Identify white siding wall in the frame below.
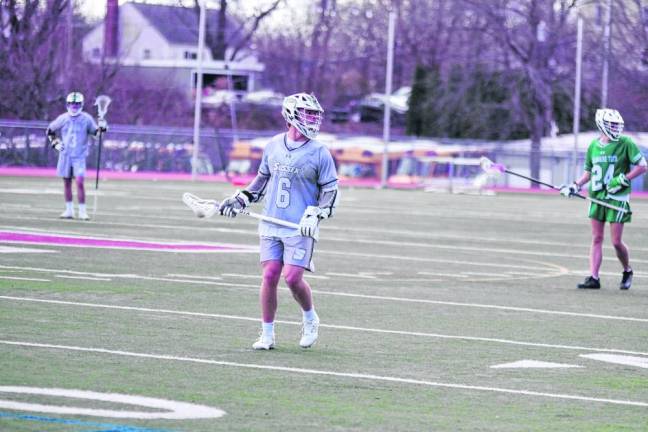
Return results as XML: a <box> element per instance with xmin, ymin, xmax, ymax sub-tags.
<box><xmin>82</xmin><ymin>4</ymin><xmax>172</xmax><ymax>62</ymax></box>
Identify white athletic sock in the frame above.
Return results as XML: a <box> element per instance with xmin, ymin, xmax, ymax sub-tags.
<box><xmin>65</xmin><ymin>202</ymin><xmax>73</xmax><ymax>211</ymax></box>
<box><xmin>78</xmin><ymin>203</ymin><xmax>87</xmax><ymax>213</ymax></box>
<box><xmin>303</xmin><ymin>308</ymin><xmax>317</xmax><ymax>322</ymax></box>
<box><xmin>262</xmin><ymin>322</ymin><xmax>274</xmax><ymax>336</ymax></box>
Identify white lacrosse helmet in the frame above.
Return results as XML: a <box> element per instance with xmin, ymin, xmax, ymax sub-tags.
<box><xmin>595</xmin><ymin>108</ymin><xmax>624</xmax><ymax>141</ymax></box>
<box><xmin>66</xmin><ymin>92</ymin><xmax>84</xmax><ymax>116</ymax></box>
<box><xmin>281</xmin><ymin>93</ymin><xmax>324</xmax><ymax>139</ymax></box>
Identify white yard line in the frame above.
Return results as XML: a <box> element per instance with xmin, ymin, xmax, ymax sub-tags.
<box><xmin>166</xmin><ymin>274</ymin><xmax>223</xmax><ymax>281</ymax></box>
<box><xmin>55</xmin><ymin>275</ymin><xmax>112</xmax><ymax>282</ymax></box>
<box><xmin>1</xmin><ymin>296</ymin><xmax>647</xmax><ymax>355</ymax></box>
<box><xmin>1</xmin><ymin>340</ymin><xmax>646</xmax><ymax>408</ymax></box>
<box><xmin>0</xmin><ymin>276</ymin><xmax>50</xmax><ymax>282</ymax></box>
<box><xmin>0</xmin><ymin>263</ymin><xmax>646</xmax><ymax>322</ymax></box>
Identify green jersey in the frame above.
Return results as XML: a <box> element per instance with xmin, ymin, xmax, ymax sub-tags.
<box><xmin>584</xmin><ymin>135</ymin><xmax>644</xmax><ymax>202</ymax></box>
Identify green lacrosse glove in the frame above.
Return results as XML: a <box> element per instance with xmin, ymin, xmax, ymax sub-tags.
<box><xmin>607</xmin><ymin>173</ymin><xmax>630</xmax><ymax>194</ymax></box>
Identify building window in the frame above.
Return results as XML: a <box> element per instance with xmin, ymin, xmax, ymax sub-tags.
<box><xmin>143</xmin><ymin>49</ymin><xmax>152</xmax><ymax>59</ymax></box>
<box><xmin>184</xmin><ymin>51</ymin><xmax>197</xmax><ymax>60</ymax></box>
<box><xmin>92</xmin><ymin>48</ymin><xmax>101</xmax><ymax>58</ymax></box>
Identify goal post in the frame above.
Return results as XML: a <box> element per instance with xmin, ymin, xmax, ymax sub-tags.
<box><xmin>415</xmin><ymin>156</ymin><xmax>494</xmax><ymax>194</ymax></box>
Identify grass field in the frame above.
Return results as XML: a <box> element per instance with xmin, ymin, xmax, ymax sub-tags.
<box><xmin>1</xmin><ymin>176</ymin><xmax>648</xmax><ymax>431</ymax></box>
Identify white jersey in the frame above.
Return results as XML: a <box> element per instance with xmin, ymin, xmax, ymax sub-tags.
<box><xmin>48</xmin><ymin>112</ymin><xmax>98</xmax><ymax>159</ymax></box>
<box><xmin>258</xmin><ymin>133</ymin><xmax>338</xmax><ymax>238</ymax></box>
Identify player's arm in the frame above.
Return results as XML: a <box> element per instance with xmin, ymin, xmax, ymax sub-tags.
<box><xmin>559</xmin><ymin>171</ymin><xmax>589</xmax><ymax>197</ymax></box>
<box><xmin>607</xmin><ymin>142</ymin><xmax>647</xmax><ymax>193</ymax></box>
<box><xmin>46</xmin><ymin>117</ymin><xmax>64</xmax><ymax>151</ymax></box>
<box><xmin>218</xmin><ymin>172</ymin><xmax>271</xmax><ymax>217</ymax></box>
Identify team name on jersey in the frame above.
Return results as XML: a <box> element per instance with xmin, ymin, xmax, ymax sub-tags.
<box><xmin>592</xmin><ymin>155</ymin><xmax>618</xmax><ymax>164</ymax></box>
<box><xmin>273</xmin><ymin>162</ymin><xmax>301</xmax><ymax>175</ymax></box>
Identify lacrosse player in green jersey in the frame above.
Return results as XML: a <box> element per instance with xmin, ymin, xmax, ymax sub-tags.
<box><xmin>560</xmin><ymin>109</ymin><xmax>647</xmax><ymax>290</ymax></box>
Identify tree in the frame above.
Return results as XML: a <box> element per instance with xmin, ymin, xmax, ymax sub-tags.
<box><xmin>406</xmin><ymin>64</ymin><xmax>428</xmax><ymax>136</ymax></box>
<box><xmin>0</xmin><ymin>0</ymin><xmax>68</xmax><ymax>119</ymax></box>
<box><xmin>462</xmin><ymin>0</ymin><xmax>578</xmax><ymax>186</ymax></box>
<box><xmin>189</xmin><ymin>0</ymin><xmax>282</xmax><ymax>61</ymax></box>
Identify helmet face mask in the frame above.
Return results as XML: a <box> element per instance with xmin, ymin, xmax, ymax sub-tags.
<box><xmin>281</xmin><ymin>93</ymin><xmax>324</xmax><ymax>139</ymax></box>
<box><xmin>595</xmin><ymin>108</ymin><xmax>624</xmax><ymax>141</ymax></box>
<box><xmin>66</xmin><ymin>92</ymin><xmax>84</xmax><ymax>116</ymax></box>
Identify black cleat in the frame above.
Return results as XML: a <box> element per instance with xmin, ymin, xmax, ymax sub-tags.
<box><xmin>577</xmin><ymin>276</ymin><xmax>601</xmax><ymax>289</ymax></box>
<box><xmin>620</xmin><ymin>270</ymin><xmax>633</xmax><ymax>290</ymax></box>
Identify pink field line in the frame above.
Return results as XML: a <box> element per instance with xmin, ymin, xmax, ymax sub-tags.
<box><xmin>0</xmin><ymin>230</ymin><xmax>251</xmax><ymax>252</ymax></box>
<box><xmin>2</xmin><ymin>167</ymin><xmax>648</xmax><ymax>198</ymax></box>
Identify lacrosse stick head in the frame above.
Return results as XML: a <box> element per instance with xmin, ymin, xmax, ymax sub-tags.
<box><xmin>479</xmin><ymin>156</ymin><xmax>506</xmax><ymax>175</ymax></box>
<box><xmin>95</xmin><ymin>95</ymin><xmax>112</xmax><ymax>119</ymax></box>
<box><xmin>182</xmin><ymin>192</ymin><xmax>219</xmax><ymax>218</ymax></box>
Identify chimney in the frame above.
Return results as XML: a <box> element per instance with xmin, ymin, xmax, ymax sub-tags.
<box><xmin>104</xmin><ymin>0</ymin><xmax>119</xmax><ymax>57</ymax></box>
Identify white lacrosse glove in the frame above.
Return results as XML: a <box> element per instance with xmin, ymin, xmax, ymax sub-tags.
<box><xmin>299</xmin><ymin>206</ymin><xmax>325</xmax><ymax>239</ymax></box>
<box><xmin>607</xmin><ymin>173</ymin><xmax>629</xmax><ymax>194</ymax></box>
<box><xmin>51</xmin><ymin>138</ymin><xmax>64</xmax><ymax>152</ymax></box>
<box><xmin>97</xmin><ymin>119</ymin><xmax>108</xmax><ymax>133</ymax></box>
<box><xmin>559</xmin><ymin>182</ymin><xmax>580</xmax><ymax>197</ymax></box>
<box><xmin>218</xmin><ymin>190</ymin><xmax>250</xmax><ymax>218</ymax></box>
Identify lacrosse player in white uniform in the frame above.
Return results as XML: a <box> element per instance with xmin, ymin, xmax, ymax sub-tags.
<box><xmin>47</xmin><ymin>92</ymin><xmax>107</xmax><ymax>220</ymax></box>
<box><xmin>219</xmin><ymin>92</ymin><xmax>339</xmax><ymax>350</ymax></box>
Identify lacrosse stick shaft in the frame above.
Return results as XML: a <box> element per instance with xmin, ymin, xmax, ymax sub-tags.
<box><xmin>503</xmin><ymin>168</ymin><xmax>627</xmax><ymax>213</ymax></box>
<box><xmin>236</xmin><ymin>208</ymin><xmax>300</xmax><ymax>229</ymax></box>
<box><xmin>95</xmin><ymin>131</ymin><xmax>103</xmax><ymax>190</ymax></box>
<box><xmin>503</xmin><ymin>169</ymin><xmax>557</xmax><ymax>190</ymax></box>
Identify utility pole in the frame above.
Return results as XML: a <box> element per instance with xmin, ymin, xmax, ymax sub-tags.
<box><xmin>65</xmin><ymin>0</ymin><xmax>73</xmax><ymax>92</ymax></box>
<box><xmin>380</xmin><ymin>10</ymin><xmax>396</xmax><ymax>188</ymax></box>
<box><xmin>191</xmin><ymin>1</ymin><xmax>207</xmax><ymax>180</ymax></box>
<box><xmin>601</xmin><ymin>0</ymin><xmax>612</xmax><ymax>107</ymax></box>
<box><xmin>572</xmin><ymin>16</ymin><xmax>583</xmax><ymax>180</ymax></box>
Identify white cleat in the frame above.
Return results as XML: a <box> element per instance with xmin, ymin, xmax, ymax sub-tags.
<box><xmin>59</xmin><ymin>209</ymin><xmax>74</xmax><ymax>219</ymax></box>
<box><xmin>299</xmin><ymin>317</ymin><xmax>319</xmax><ymax>348</ymax></box>
<box><xmin>78</xmin><ymin>211</ymin><xmax>90</xmax><ymax>221</ymax></box>
<box><xmin>252</xmin><ymin>333</ymin><xmax>275</xmax><ymax>350</ymax></box>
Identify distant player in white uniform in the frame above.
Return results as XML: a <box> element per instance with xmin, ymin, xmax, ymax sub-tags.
<box><xmin>218</xmin><ymin>92</ymin><xmax>339</xmax><ymax>350</ymax></box>
<box><xmin>46</xmin><ymin>92</ymin><xmax>107</xmax><ymax>220</ymax></box>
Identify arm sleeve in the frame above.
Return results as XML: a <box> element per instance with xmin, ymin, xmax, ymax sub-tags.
<box><xmin>317</xmin><ymin>147</ymin><xmax>339</xmax><ymax>218</ymax></box>
<box><xmin>87</xmin><ymin>114</ymin><xmax>99</xmax><ymax>136</ymax></box>
<box><xmin>242</xmin><ymin>172</ymin><xmax>270</xmax><ymax>203</ymax></box>
<box><xmin>317</xmin><ymin>187</ymin><xmax>339</xmax><ymax>218</ymax></box>
<box><xmin>626</xmin><ymin>137</ymin><xmax>645</xmax><ymax>166</ymax></box>
<box><xmin>584</xmin><ymin>144</ymin><xmax>593</xmax><ymax>172</ymax></box>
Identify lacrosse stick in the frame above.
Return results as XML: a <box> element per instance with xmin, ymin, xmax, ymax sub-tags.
<box><xmin>479</xmin><ymin>156</ymin><xmax>628</xmax><ymax>213</ymax></box>
<box><xmin>182</xmin><ymin>193</ymin><xmax>300</xmax><ymax>229</ymax></box>
<box><xmin>93</xmin><ymin>95</ymin><xmax>112</xmax><ymax>215</ymax></box>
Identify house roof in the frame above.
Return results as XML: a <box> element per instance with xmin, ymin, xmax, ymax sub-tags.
<box><xmin>130</xmin><ymin>2</ymin><xmax>241</xmax><ymax>46</ymax></box>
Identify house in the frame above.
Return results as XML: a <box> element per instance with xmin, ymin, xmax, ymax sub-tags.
<box><xmin>82</xmin><ymin>1</ymin><xmax>265</xmax><ymax>100</ymax></box>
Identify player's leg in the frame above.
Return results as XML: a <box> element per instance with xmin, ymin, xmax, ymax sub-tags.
<box><xmin>284</xmin><ymin>265</ymin><xmax>313</xmax><ymax>311</ymax></box>
<box><xmin>73</xmin><ymin>159</ymin><xmax>89</xmax><ymax>220</ymax></box>
<box><xmin>282</xmin><ymin>236</ymin><xmax>319</xmax><ymax>348</ymax></box>
<box><xmin>254</xmin><ymin>237</ymin><xmax>283</xmax><ymax>350</ymax></box>
<box><xmin>579</xmin><ymin>217</ymin><xmax>604</xmax><ymax>289</ymax></box>
<box><xmin>58</xmin><ymin>158</ymin><xmax>75</xmax><ymax>218</ymax></box>
<box><xmin>260</xmin><ymin>260</ymin><xmax>282</xmax><ymax>324</ymax></box>
<box><xmin>610</xmin><ymin>222</ymin><xmax>633</xmax><ymax>290</ymax></box>
<box><xmin>76</xmin><ymin>176</ymin><xmax>89</xmax><ymax>220</ymax></box>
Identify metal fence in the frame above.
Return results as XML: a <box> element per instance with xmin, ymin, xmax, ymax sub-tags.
<box><xmin>0</xmin><ymin>119</ymin><xmax>274</xmax><ymax>175</ymax></box>
<box><xmin>1</xmin><ymin>119</ymin><xmax>646</xmax><ymax>192</ymax></box>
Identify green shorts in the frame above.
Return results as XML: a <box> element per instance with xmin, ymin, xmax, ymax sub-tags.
<box><xmin>588</xmin><ymin>199</ymin><xmax>631</xmax><ymax>223</ymax></box>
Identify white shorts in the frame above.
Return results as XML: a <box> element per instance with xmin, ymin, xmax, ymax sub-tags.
<box><xmin>260</xmin><ymin>236</ymin><xmax>315</xmax><ymax>272</ymax></box>
<box><xmin>57</xmin><ymin>155</ymin><xmax>86</xmax><ymax>178</ymax></box>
